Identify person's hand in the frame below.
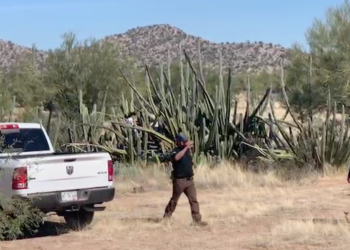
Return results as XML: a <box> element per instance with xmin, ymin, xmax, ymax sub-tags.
<box><xmin>347</xmin><ymin>177</ymin><xmax>350</xmax><ymax>184</ymax></box>
<box><xmin>186</xmin><ymin>141</ymin><xmax>194</xmax><ymax>148</ymax></box>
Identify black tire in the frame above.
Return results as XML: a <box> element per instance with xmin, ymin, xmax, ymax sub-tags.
<box><xmin>63</xmin><ymin>210</ymin><xmax>94</xmax><ymax>231</ymax></box>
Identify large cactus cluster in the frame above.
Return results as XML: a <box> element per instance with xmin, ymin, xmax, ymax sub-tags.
<box><xmin>68</xmin><ymin>47</ymin><xmax>350</xmax><ymax>172</ymax></box>
<box><xmin>117</xmin><ymin>49</ymin><xmax>282</xmax><ymax>164</ymax></box>
<box><xmin>3</xmin><ymin>45</ymin><xmax>344</xmax><ymax>172</ymax></box>
<box><xmin>61</xmin><ymin>49</ymin><xmax>271</xmax><ymax>165</ymax></box>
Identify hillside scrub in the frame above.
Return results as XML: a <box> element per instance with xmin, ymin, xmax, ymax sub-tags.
<box><xmin>0</xmin><ymin>24</ymin><xmax>289</xmax><ymax>74</ymax></box>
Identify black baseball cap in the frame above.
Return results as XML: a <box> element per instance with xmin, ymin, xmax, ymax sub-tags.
<box><xmin>175</xmin><ymin>133</ymin><xmax>187</xmax><ymax>142</ymax></box>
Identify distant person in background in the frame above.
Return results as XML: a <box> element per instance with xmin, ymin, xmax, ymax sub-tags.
<box><xmin>125</xmin><ymin>112</ymin><xmax>137</xmax><ymax>126</ymax></box>
<box><xmin>123</xmin><ymin>112</ymin><xmax>139</xmax><ymax>150</ymax></box>
<box><xmin>149</xmin><ymin>114</ymin><xmax>159</xmax><ymax>131</ymax></box>
<box><xmin>124</xmin><ymin>112</ymin><xmax>138</xmax><ymax>135</ymax></box>
<box><xmin>163</xmin><ymin>133</ymin><xmax>207</xmax><ymax>226</ymax></box>
<box><xmin>145</xmin><ymin>114</ymin><xmax>161</xmax><ymax>153</ymax></box>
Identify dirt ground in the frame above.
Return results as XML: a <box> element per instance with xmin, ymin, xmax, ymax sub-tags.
<box><xmin>1</xmin><ymin>172</ymin><xmax>350</xmax><ymax>250</ymax></box>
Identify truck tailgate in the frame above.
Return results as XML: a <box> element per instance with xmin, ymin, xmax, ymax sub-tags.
<box><xmin>26</xmin><ymin>153</ymin><xmax>111</xmax><ymax>194</ymax></box>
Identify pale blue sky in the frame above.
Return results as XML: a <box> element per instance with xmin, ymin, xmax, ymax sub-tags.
<box><xmin>0</xmin><ymin>0</ymin><xmax>344</xmax><ymax>50</ymax></box>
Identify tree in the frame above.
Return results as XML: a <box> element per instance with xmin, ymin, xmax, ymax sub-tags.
<box><xmin>44</xmin><ymin>32</ymin><xmax>137</xmax><ymax>119</ymax></box>
<box><xmin>286</xmin><ymin>0</ymin><xmax>350</xmax><ymax>115</ymax></box>
<box><xmin>284</xmin><ymin>44</ymin><xmax>326</xmax><ymax>121</ymax></box>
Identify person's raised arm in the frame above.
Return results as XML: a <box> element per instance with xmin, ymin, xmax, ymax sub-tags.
<box><xmin>174</xmin><ymin>146</ymin><xmax>189</xmax><ymax>161</ymax></box>
<box><xmin>173</xmin><ymin>141</ymin><xmax>193</xmax><ymax>161</ymax></box>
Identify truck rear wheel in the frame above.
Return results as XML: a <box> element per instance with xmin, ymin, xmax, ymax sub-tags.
<box><xmin>63</xmin><ymin>210</ymin><xmax>94</xmax><ymax>231</ymax></box>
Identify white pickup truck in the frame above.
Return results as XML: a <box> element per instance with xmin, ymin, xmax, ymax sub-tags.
<box><xmin>0</xmin><ymin>122</ymin><xmax>115</xmax><ymax>230</ymax></box>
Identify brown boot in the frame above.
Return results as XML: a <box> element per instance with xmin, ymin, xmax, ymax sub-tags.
<box><xmin>163</xmin><ymin>213</ymin><xmax>172</xmax><ymax>221</ymax></box>
<box><xmin>192</xmin><ymin>213</ymin><xmax>208</xmax><ymax>226</ymax></box>
<box><xmin>192</xmin><ymin>219</ymin><xmax>208</xmax><ymax>227</ymax></box>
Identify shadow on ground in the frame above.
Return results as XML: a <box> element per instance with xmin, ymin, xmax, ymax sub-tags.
<box><xmin>119</xmin><ymin>217</ymin><xmax>163</xmax><ymax>223</ymax></box>
<box><xmin>13</xmin><ymin>221</ymin><xmax>71</xmax><ymax>240</ymax></box>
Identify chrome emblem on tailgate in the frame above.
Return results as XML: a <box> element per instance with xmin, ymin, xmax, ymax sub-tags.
<box><xmin>66</xmin><ymin>166</ymin><xmax>74</xmax><ymax>175</ymax></box>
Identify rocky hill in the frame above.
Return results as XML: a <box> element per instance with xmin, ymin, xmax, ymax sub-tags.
<box><xmin>0</xmin><ymin>24</ymin><xmax>289</xmax><ymax>73</ymax></box>
<box><xmin>0</xmin><ymin>39</ymin><xmax>46</xmax><ymax>71</ymax></box>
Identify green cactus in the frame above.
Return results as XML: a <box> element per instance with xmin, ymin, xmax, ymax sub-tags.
<box><xmin>66</xmin><ymin>47</ymin><xmax>350</xmax><ymax>171</ymax></box>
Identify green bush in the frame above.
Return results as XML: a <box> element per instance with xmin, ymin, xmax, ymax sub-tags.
<box><xmin>0</xmin><ymin>195</ymin><xmax>44</xmax><ymax>240</ymax></box>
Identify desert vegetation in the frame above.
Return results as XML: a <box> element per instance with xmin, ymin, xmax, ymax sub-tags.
<box><xmin>2</xmin><ymin>1</ymin><xmax>350</xmax><ymax>249</ymax></box>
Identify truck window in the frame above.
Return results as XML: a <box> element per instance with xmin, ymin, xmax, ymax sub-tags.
<box><xmin>0</xmin><ymin>129</ymin><xmax>50</xmax><ymax>152</ymax></box>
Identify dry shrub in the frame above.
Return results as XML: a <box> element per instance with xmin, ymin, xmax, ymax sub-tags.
<box><xmin>271</xmin><ymin>160</ymin><xmax>320</xmax><ymax>184</ymax></box>
<box><xmin>193</xmin><ymin>161</ymin><xmax>284</xmax><ymax>189</ymax></box>
<box><xmin>113</xmin><ymin>160</ymin><xmax>304</xmax><ymax>193</ymax></box>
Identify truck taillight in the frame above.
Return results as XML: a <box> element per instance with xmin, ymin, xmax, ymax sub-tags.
<box><xmin>0</xmin><ymin>124</ymin><xmax>20</xmax><ymax>133</ymax></box>
<box><xmin>12</xmin><ymin>167</ymin><xmax>28</xmax><ymax>190</ymax></box>
<box><xmin>108</xmin><ymin>160</ymin><xmax>114</xmax><ymax>182</ymax></box>
<box><xmin>0</xmin><ymin>124</ymin><xmax>19</xmax><ymax>129</ymax></box>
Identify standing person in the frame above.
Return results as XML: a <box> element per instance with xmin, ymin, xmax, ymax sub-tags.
<box><xmin>163</xmin><ymin>133</ymin><xmax>207</xmax><ymax>226</ymax></box>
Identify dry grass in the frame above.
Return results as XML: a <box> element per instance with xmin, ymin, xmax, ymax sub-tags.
<box><xmin>256</xmin><ymin>219</ymin><xmax>350</xmax><ymax>248</ymax></box>
<box><xmin>115</xmin><ymin>161</ymin><xmax>285</xmax><ymax>193</ymax></box>
<box><xmin>1</xmin><ymin>162</ymin><xmax>350</xmax><ymax>250</ymax></box>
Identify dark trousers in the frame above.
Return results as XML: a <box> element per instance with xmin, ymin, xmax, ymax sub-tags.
<box><xmin>164</xmin><ymin>178</ymin><xmax>202</xmax><ymax>221</ymax></box>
